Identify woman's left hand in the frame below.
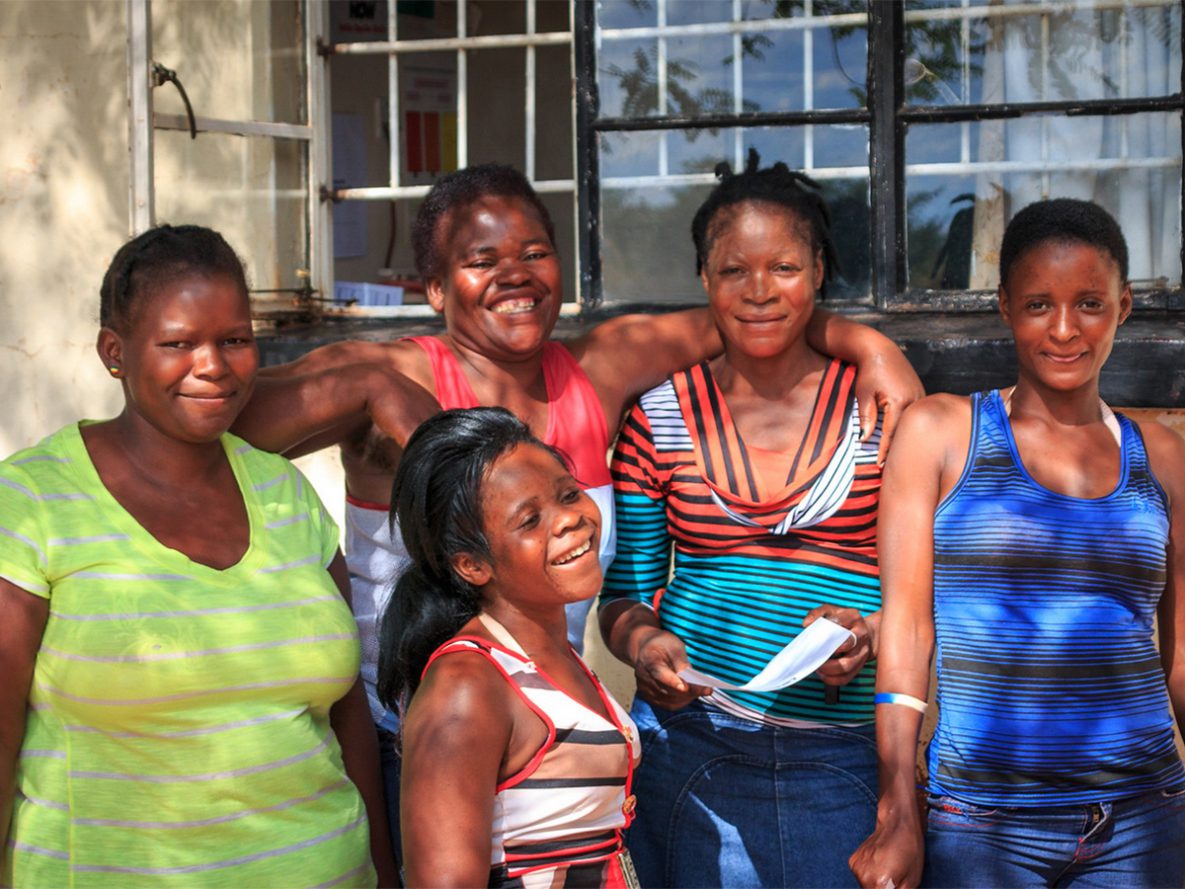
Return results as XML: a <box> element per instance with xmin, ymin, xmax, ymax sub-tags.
<box><xmin>804</xmin><ymin>606</ymin><xmax>880</xmax><ymax>686</ymax></box>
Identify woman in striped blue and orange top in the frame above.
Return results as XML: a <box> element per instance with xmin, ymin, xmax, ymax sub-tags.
<box><xmin>0</xmin><ymin>225</ymin><xmax>397</xmax><ymax>887</ymax></box>
<box><xmin>851</xmin><ymin>200</ymin><xmax>1185</xmax><ymax>889</ymax></box>
<box><xmin>599</xmin><ymin>151</ymin><xmax>914</xmax><ymax>888</ymax></box>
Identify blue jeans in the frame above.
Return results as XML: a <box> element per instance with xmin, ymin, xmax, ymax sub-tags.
<box><xmin>924</xmin><ymin>787</ymin><xmax>1185</xmax><ymax>888</ymax></box>
<box><xmin>627</xmin><ymin>697</ymin><xmax>877</xmax><ymax>888</ymax></box>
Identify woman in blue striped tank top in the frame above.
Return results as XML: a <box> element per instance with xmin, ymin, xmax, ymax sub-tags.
<box><xmin>851</xmin><ymin>199</ymin><xmax>1185</xmax><ymax>889</ymax></box>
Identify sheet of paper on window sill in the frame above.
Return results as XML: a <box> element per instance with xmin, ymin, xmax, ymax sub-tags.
<box><xmin>677</xmin><ymin>618</ymin><xmax>855</xmax><ymax>693</ymax></box>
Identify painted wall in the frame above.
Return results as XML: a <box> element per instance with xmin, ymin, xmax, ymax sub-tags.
<box><xmin>0</xmin><ymin>1</ymin><xmax>131</xmax><ymax>458</ymax></box>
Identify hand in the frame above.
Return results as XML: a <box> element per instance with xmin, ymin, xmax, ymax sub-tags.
<box><xmin>854</xmin><ymin>349</ymin><xmax>925</xmax><ymax>466</ymax></box>
<box><xmin>804</xmin><ymin>605</ymin><xmax>875</xmax><ymax>686</ymax></box>
<box><xmin>849</xmin><ymin>815</ymin><xmax>924</xmax><ymax>889</ymax></box>
<box><xmin>631</xmin><ymin>628</ymin><xmax>711</xmax><ymax>710</ymax></box>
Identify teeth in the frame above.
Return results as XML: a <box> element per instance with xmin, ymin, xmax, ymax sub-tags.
<box><xmin>553</xmin><ymin>540</ymin><xmax>591</xmax><ymax>565</ymax></box>
<box><xmin>491</xmin><ymin>298</ymin><xmax>537</xmax><ymax>315</ymax></box>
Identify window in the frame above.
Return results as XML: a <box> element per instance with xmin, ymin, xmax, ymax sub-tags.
<box><xmin>324</xmin><ymin>0</ymin><xmax>581</xmax><ymax>317</ymax></box>
<box><xmin>127</xmin><ymin>0</ymin><xmax>324</xmax><ymax>325</ymax></box>
<box><xmin>586</xmin><ymin>0</ymin><xmax>1183</xmax><ymax>310</ymax></box>
<box><xmin>128</xmin><ymin>1</ymin><xmax>1183</xmax><ymax>322</ymax></box>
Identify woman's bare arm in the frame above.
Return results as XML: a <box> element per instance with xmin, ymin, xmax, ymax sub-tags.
<box><xmin>233</xmin><ymin>361</ymin><xmax>440</xmax><ymax>458</ymax></box>
<box><xmin>849</xmin><ymin>396</ymin><xmax>965</xmax><ymax>889</ymax></box>
<box><xmin>0</xmin><ymin>580</ymin><xmax>49</xmax><ymax>869</ymax></box>
<box><xmin>1141</xmin><ymin>421</ymin><xmax>1185</xmax><ymax>733</ymax></box>
<box><xmin>400</xmin><ymin>654</ymin><xmax>513</xmax><ymax>887</ymax></box>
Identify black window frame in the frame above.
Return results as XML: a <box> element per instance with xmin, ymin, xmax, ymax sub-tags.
<box><xmin>574</xmin><ymin>0</ymin><xmax>1185</xmax><ymax>313</ymax></box>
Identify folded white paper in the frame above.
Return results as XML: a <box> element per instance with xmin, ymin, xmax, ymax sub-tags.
<box><xmin>677</xmin><ymin>617</ymin><xmax>855</xmax><ymax>693</ymax></box>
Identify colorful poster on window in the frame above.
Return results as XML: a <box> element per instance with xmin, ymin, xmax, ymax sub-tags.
<box><xmin>401</xmin><ymin>67</ymin><xmax>457</xmax><ymax>185</ymax></box>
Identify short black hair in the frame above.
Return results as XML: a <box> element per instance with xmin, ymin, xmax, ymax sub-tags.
<box><xmin>690</xmin><ymin>148</ymin><xmax>838</xmax><ymax>296</ymax></box>
<box><xmin>99</xmin><ymin>224</ymin><xmax>248</xmax><ymax>333</ymax></box>
<box><xmin>999</xmin><ymin>198</ymin><xmax>1129</xmax><ymax>288</ymax></box>
<box><xmin>412</xmin><ymin>164</ymin><xmax>556</xmax><ymax>281</ymax></box>
<box><xmin>377</xmin><ymin>407</ymin><xmax>564</xmax><ymax>707</ymax></box>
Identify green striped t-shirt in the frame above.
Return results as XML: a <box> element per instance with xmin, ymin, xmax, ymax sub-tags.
<box><xmin>0</xmin><ymin>423</ymin><xmax>375</xmax><ymax>888</ymax></box>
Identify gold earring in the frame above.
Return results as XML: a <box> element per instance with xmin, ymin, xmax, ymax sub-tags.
<box><xmin>108</xmin><ymin>366</ymin><xmax>121</xmax><ymax>376</ymax></box>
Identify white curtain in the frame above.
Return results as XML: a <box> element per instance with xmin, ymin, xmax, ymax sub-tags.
<box><xmin>970</xmin><ymin>1</ymin><xmax>1181</xmax><ymax>288</ymax></box>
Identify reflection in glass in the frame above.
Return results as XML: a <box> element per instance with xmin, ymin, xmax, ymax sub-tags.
<box><xmin>153</xmin><ymin>0</ymin><xmax>305</xmax><ymax>124</ymax></box>
<box><xmin>904</xmin><ymin>0</ymin><xmax>1181</xmax><ymax>106</ymax></box>
<box><xmin>597</xmin><ymin>2</ymin><xmax>869</xmax><ymax>120</ymax></box>
<box><xmin>600</xmin><ymin>135</ymin><xmax>871</xmax><ymax>305</ymax></box>
<box><xmin>906</xmin><ymin>113</ymin><xmax>1182</xmax><ymax>289</ymax></box>
<box><xmin>598</xmin><ymin>0</ymin><xmax>656</xmax><ymax>31</ymax></box>
<box><xmin>602</xmin><ymin>184</ymin><xmax>713</xmax><ymax>305</ymax></box>
<box><xmin>155</xmin><ymin>131</ymin><xmax>308</xmax><ymax>293</ymax></box>
<box><xmin>600</xmin><ymin>132</ymin><xmax>662</xmax><ymax>179</ymax></box>
<box><xmin>601</xmin><ymin>124</ymin><xmax>867</xmax><ymax>182</ymax></box>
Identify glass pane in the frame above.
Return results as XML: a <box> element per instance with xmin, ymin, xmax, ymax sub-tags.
<box><xmin>665</xmin><ymin>34</ymin><xmax>734</xmax><ymax>117</ymax></box>
<box><xmin>154</xmin><ymin>131</ymin><xmax>308</xmax><ymax>295</ymax></box>
<box><xmin>600</xmin><ymin>127</ymin><xmax>871</xmax><ymax>304</ymax></box>
<box><xmin>598</xmin><ymin>37</ymin><xmax>660</xmax><ymax>118</ymax></box>
<box><xmin>601</xmin><ymin>182</ymin><xmax>713</xmax><ymax>305</ymax></box>
<box><xmin>904</xmin><ymin>0</ymin><xmax>1182</xmax><ymax>106</ymax></box>
<box><xmin>600</xmin><ymin>131</ymin><xmax>663</xmax><ymax>179</ymax></box>
<box><xmin>599</xmin><ymin>3</ymin><xmax>868</xmax><ymax>119</ymax></box>
<box><xmin>468</xmin><ymin>48</ymin><xmax>526</xmax><ymax>169</ymax></box>
<box><xmin>536</xmin><ymin>1</ymin><xmax>571</xmax><ymax>34</ymax></box>
<box><xmin>741</xmin><ymin>22</ymin><xmax>867</xmax><ymax>112</ymax></box>
<box><xmin>535</xmin><ymin>45</ymin><xmax>574</xmax><ymax>181</ymax></box>
<box><xmin>598</xmin><ymin>0</ymin><xmax>657</xmax><ymax>31</ymax></box>
<box><xmin>153</xmin><ymin>0</ymin><xmax>305</xmax><ymax>124</ymax></box>
<box><xmin>669</xmin><ymin>1</ymin><xmax>734</xmax><ymax>26</ymax></box>
<box><xmin>905</xmin><ymin>113</ymin><xmax>1183</xmax><ymax>289</ymax></box>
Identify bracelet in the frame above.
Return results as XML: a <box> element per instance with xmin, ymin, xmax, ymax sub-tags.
<box><xmin>874</xmin><ymin>692</ymin><xmax>928</xmax><ymax>714</ymax></box>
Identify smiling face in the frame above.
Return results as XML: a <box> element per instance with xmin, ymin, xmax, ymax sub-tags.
<box><xmin>455</xmin><ymin>443</ymin><xmax>602</xmax><ymax>613</ymax></box>
<box><xmin>426</xmin><ymin>195</ymin><xmax>563</xmax><ymax>362</ymax></box>
<box><xmin>99</xmin><ymin>274</ymin><xmax>259</xmax><ymax>444</ymax></box>
<box><xmin>701</xmin><ymin>200</ymin><xmax>823</xmax><ymax>362</ymax></box>
<box><xmin>999</xmin><ymin>239</ymin><xmax>1131</xmax><ymax>395</ymax></box>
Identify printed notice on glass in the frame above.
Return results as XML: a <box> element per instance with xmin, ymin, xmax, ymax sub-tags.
<box><xmin>677</xmin><ymin>618</ymin><xmax>855</xmax><ymax>693</ymax></box>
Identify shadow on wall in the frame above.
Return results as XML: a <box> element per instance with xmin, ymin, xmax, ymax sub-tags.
<box><xmin>0</xmin><ymin>1</ymin><xmax>134</xmax><ymax>454</ymax></box>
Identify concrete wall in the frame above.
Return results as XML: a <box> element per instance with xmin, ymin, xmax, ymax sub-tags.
<box><xmin>0</xmin><ymin>1</ymin><xmax>130</xmax><ymax>457</ymax></box>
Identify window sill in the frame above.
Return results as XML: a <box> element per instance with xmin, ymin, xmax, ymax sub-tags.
<box><xmin>256</xmin><ymin>309</ymin><xmax>1185</xmax><ymax>408</ymax></box>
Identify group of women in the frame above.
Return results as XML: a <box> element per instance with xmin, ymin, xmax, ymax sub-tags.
<box><xmin>1</xmin><ymin>150</ymin><xmax>1183</xmax><ymax>889</ymax></box>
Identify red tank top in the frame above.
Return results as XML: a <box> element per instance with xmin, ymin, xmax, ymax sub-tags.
<box><xmin>406</xmin><ymin>336</ymin><xmax>611</xmax><ymax>488</ymax></box>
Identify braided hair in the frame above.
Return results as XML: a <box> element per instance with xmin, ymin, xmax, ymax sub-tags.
<box><xmin>99</xmin><ymin>225</ymin><xmax>249</xmax><ymax>333</ymax></box>
<box><xmin>412</xmin><ymin>164</ymin><xmax>556</xmax><ymax>282</ymax></box>
<box><xmin>690</xmin><ymin>148</ymin><xmax>839</xmax><ymax>297</ymax></box>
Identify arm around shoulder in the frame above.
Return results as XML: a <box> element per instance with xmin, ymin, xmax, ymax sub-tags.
<box><xmin>233</xmin><ymin>342</ymin><xmax>439</xmax><ymax>457</ymax></box>
<box><xmin>568</xmin><ymin>308</ymin><xmax>721</xmax><ymax>427</ymax></box>
<box><xmin>806</xmin><ymin>311</ymin><xmax>924</xmax><ymax>463</ymax></box>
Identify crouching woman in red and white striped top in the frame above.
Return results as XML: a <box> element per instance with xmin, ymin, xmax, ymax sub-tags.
<box><xmin>377</xmin><ymin>407</ymin><xmax>641</xmax><ymax>889</ymax></box>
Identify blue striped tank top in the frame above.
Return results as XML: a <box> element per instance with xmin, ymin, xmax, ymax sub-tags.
<box><xmin>928</xmin><ymin>389</ymin><xmax>1185</xmax><ymax>807</ymax></box>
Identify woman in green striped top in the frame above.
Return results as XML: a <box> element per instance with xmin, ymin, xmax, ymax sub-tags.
<box><xmin>0</xmin><ymin>226</ymin><xmax>398</xmax><ymax>887</ymax></box>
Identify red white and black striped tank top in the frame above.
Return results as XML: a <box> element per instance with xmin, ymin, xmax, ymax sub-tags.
<box><xmin>423</xmin><ymin>617</ymin><xmax>641</xmax><ymax>888</ymax></box>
